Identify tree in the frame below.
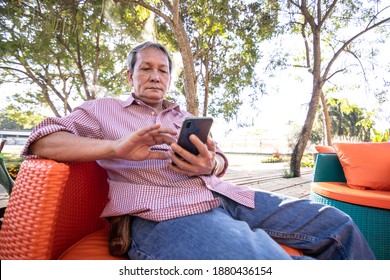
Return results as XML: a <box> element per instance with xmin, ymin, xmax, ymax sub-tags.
<box><xmin>183</xmin><ymin>0</ymin><xmax>277</xmax><ymax>119</ymax></box>
<box><xmin>314</xmin><ymin>97</ymin><xmax>375</xmax><ymax>142</ymax></box>
<box><xmin>115</xmin><ymin>0</ymin><xmax>278</xmax><ymax>118</ymax></box>
<box><xmin>0</xmin><ymin>0</ymin><xmax>139</xmax><ymax>117</ymax></box>
<box><xmin>281</xmin><ymin>0</ymin><xmax>390</xmax><ymax>177</ymax></box>
<box><xmin>0</xmin><ymin>104</ymin><xmax>46</xmax><ymax>130</ymax></box>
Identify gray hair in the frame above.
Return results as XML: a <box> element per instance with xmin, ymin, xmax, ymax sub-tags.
<box><xmin>127</xmin><ymin>41</ymin><xmax>173</xmax><ymax>73</ymax></box>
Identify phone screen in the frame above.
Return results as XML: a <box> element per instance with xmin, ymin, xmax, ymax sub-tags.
<box><xmin>172</xmin><ymin>117</ymin><xmax>213</xmax><ymax>166</ymax></box>
<box><xmin>177</xmin><ymin>117</ymin><xmax>213</xmax><ymax>155</ymax></box>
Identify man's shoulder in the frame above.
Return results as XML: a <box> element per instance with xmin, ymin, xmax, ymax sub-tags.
<box><xmin>94</xmin><ymin>97</ymin><xmax>124</xmax><ymax>104</ymax></box>
<box><xmin>80</xmin><ymin>97</ymin><xmax>125</xmax><ymax>109</ymax></box>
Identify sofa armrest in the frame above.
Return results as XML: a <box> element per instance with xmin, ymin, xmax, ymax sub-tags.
<box><xmin>0</xmin><ymin>159</ymin><xmax>109</xmax><ymax>259</ymax></box>
<box><xmin>0</xmin><ymin>159</ymin><xmax>70</xmax><ymax>259</ymax></box>
<box><xmin>313</xmin><ymin>153</ymin><xmax>346</xmax><ymax>183</ymax></box>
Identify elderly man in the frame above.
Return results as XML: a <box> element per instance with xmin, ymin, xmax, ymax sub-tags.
<box><xmin>22</xmin><ymin>42</ymin><xmax>375</xmax><ymax>260</ymax></box>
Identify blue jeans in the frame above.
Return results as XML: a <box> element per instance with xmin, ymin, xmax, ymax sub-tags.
<box><xmin>128</xmin><ymin>190</ymin><xmax>375</xmax><ymax>260</ymax></box>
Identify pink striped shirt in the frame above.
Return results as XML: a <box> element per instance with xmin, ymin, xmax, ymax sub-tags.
<box><xmin>22</xmin><ymin>96</ymin><xmax>255</xmax><ymax>221</ymax></box>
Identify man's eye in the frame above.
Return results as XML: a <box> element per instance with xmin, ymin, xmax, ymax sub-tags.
<box><xmin>140</xmin><ymin>67</ymin><xmax>150</xmax><ymax>71</ymax></box>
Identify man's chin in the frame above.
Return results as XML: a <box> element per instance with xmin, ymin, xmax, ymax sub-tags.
<box><xmin>136</xmin><ymin>93</ymin><xmax>164</xmax><ymax>104</ymax></box>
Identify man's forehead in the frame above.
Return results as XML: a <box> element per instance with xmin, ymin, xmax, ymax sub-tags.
<box><xmin>137</xmin><ymin>48</ymin><xmax>169</xmax><ymax>66</ymax></box>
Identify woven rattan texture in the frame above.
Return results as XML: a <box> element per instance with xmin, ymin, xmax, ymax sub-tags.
<box><xmin>50</xmin><ymin>161</ymin><xmax>109</xmax><ymax>259</ymax></box>
<box><xmin>0</xmin><ymin>159</ymin><xmax>69</xmax><ymax>259</ymax></box>
<box><xmin>59</xmin><ymin>228</ymin><xmax>127</xmax><ymax>260</ymax></box>
<box><xmin>0</xmin><ymin>159</ymin><xmax>109</xmax><ymax>259</ymax></box>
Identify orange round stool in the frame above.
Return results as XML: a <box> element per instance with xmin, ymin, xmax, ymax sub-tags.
<box><xmin>311</xmin><ymin>182</ymin><xmax>390</xmax><ymax>260</ymax></box>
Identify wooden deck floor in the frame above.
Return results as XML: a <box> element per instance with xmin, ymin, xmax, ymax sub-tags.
<box><xmin>222</xmin><ymin>153</ymin><xmax>314</xmax><ymax>199</ymax></box>
<box><xmin>223</xmin><ymin>168</ymin><xmax>313</xmax><ymax>199</ymax></box>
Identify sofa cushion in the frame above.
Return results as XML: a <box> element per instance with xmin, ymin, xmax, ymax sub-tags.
<box><xmin>58</xmin><ymin>228</ymin><xmax>128</xmax><ymax>260</ymax></box>
<box><xmin>311</xmin><ymin>182</ymin><xmax>390</xmax><ymax>210</ymax></box>
<box><xmin>58</xmin><ymin>229</ymin><xmax>303</xmax><ymax>259</ymax></box>
<box><xmin>333</xmin><ymin>142</ymin><xmax>390</xmax><ymax>191</ymax></box>
<box><xmin>315</xmin><ymin>145</ymin><xmax>336</xmax><ymax>154</ymax></box>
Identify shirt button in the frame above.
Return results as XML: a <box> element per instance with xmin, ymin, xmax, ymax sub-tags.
<box><xmin>151</xmin><ymin>111</ymin><xmax>155</xmax><ymax>116</ymax></box>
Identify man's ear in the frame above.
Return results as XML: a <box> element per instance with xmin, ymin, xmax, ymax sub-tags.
<box><xmin>127</xmin><ymin>70</ymin><xmax>133</xmax><ymax>86</ymax></box>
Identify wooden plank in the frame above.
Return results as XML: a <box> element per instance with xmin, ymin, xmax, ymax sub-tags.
<box><xmin>223</xmin><ymin>168</ymin><xmax>314</xmax><ymax>199</ymax></box>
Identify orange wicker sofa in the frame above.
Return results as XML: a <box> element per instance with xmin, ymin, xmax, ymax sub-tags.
<box><xmin>0</xmin><ymin>159</ymin><xmax>126</xmax><ymax>260</ymax></box>
<box><xmin>0</xmin><ymin>159</ymin><xmax>301</xmax><ymax>260</ymax></box>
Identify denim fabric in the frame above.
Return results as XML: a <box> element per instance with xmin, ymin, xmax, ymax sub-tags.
<box><xmin>128</xmin><ymin>190</ymin><xmax>375</xmax><ymax>260</ymax></box>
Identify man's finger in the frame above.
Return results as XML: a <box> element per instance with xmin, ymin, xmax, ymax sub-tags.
<box><xmin>160</xmin><ymin>134</ymin><xmax>177</xmax><ymax>145</ymax></box>
<box><xmin>206</xmin><ymin>136</ymin><xmax>216</xmax><ymax>152</ymax></box>
<box><xmin>188</xmin><ymin>134</ymin><xmax>208</xmax><ymax>154</ymax></box>
<box><xmin>137</xmin><ymin>124</ymin><xmax>161</xmax><ymax>136</ymax></box>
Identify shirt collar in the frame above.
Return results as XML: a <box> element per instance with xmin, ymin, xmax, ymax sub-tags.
<box><xmin>123</xmin><ymin>93</ymin><xmax>137</xmax><ymax>107</ymax></box>
<box><xmin>123</xmin><ymin>92</ymin><xmax>181</xmax><ymax>113</ymax></box>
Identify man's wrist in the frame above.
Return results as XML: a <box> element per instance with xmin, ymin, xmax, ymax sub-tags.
<box><xmin>210</xmin><ymin>158</ymin><xmax>219</xmax><ymax>175</ymax></box>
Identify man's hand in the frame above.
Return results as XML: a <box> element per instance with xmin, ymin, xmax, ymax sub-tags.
<box><xmin>167</xmin><ymin>135</ymin><xmax>217</xmax><ymax>176</ymax></box>
<box><xmin>113</xmin><ymin>123</ymin><xmax>176</xmax><ymax>161</ymax></box>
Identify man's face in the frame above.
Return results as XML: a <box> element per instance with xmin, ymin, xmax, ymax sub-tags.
<box><xmin>128</xmin><ymin>47</ymin><xmax>171</xmax><ymax>107</ymax></box>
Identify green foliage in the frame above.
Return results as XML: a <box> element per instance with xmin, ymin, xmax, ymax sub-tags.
<box><xmin>372</xmin><ymin>129</ymin><xmax>389</xmax><ymax>142</ymax></box>
<box><xmin>1</xmin><ymin>0</ymin><xmax>280</xmax><ymax>121</ymax></box>
<box><xmin>187</xmin><ymin>0</ymin><xmax>279</xmax><ymax>119</ymax></box>
<box><xmin>0</xmin><ymin>104</ymin><xmax>47</xmax><ymax>130</ymax></box>
<box><xmin>118</xmin><ymin>0</ymin><xmax>279</xmax><ymax>120</ymax></box>
<box><xmin>286</xmin><ymin>121</ymin><xmax>302</xmax><ymax>152</ymax></box>
<box><xmin>300</xmin><ymin>155</ymin><xmax>315</xmax><ymax>168</ymax></box>
<box><xmin>261</xmin><ymin>156</ymin><xmax>289</xmax><ymax>163</ymax></box>
<box><xmin>0</xmin><ymin>0</ymin><xmax>140</xmax><ymax>117</ymax></box>
<box><xmin>328</xmin><ymin>97</ymin><xmax>375</xmax><ymax>142</ymax></box>
<box><xmin>265</xmin><ymin>1</ymin><xmax>389</xmax><ymax>177</ymax></box>
<box><xmin>0</xmin><ymin>152</ymin><xmax>23</xmax><ymax>180</ymax></box>
<box><xmin>262</xmin><ymin>154</ymin><xmax>313</xmax><ymax>167</ymax></box>
<box><xmin>309</xmin><ymin>114</ymin><xmax>324</xmax><ymax>145</ymax></box>
<box><xmin>282</xmin><ymin>154</ymin><xmax>314</xmax><ymax>178</ymax></box>
<box><xmin>282</xmin><ymin>170</ymin><xmax>294</xmax><ymax>179</ymax></box>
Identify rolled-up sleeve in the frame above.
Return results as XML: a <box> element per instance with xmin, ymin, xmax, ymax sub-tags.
<box><xmin>21</xmin><ymin>101</ymin><xmax>103</xmax><ymax>158</ymax></box>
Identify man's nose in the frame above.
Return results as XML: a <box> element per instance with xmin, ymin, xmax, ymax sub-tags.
<box><xmin>149</xmin><ymin>70</ymin><xmax>161</xmax><ymax>82</ymax></box>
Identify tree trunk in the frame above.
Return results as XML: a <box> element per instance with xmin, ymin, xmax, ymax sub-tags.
<box><xmin>168</xmin><ymin>0</ymin><xmax>198</xmax><ymax>115</ymax></box>
<box><xmin>202</xmin><ymin>59</ymin><xmax>210</xmax><ymax>117</ymax></box>
<box><xmin>203</xmin><ymin>82</ymin><xmax>209</xmax><ymax>117</ymax></box>
<box><xmin>290</xmin><ymin>28</ymin><xmax>323</xmax><ymax>177</ymax></box>
<box><xmin>174</xmin><ymin>22</ymin><xmax>199</xmax><ymax>116</ymax></box>
<box><xmin>320</xmin><ymin>90</ymin><xmax>332</xmax><ymax>145</ymax></box>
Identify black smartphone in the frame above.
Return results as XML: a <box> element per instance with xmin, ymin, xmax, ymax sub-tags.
<box><xmin>173</xmin><ymin>117</ymin><xmax>213</xmax><ymax>164</ymax></box>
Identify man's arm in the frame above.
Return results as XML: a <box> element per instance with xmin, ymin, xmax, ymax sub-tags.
<box><xmin>29</xmin><ymin>131</ymin><xmax>115</xmax><ymax>162</ymax></box>
<box><xmin>29</xmin><ymin>124</ymin><xmax>177</xmax><ymax>162</ymax></box>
